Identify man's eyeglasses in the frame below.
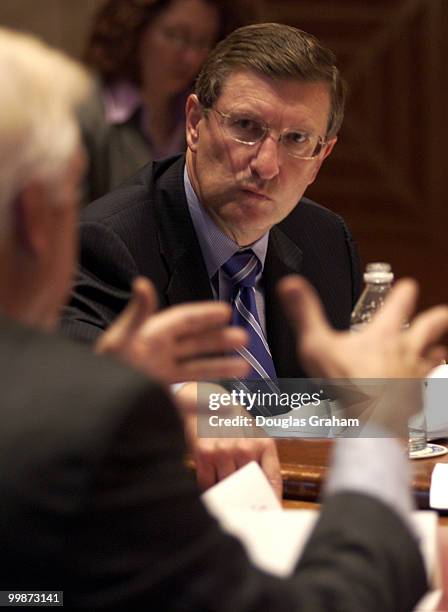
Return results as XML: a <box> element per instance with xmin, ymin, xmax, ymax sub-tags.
<box><xmin>205</xmin><ymin>108</ymin><xmax>327</xmax><ymax>160</ymax></box>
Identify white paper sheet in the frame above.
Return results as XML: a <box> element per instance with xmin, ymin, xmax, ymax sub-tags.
<box><xmin>430</xmin><ymin>463</ymin><xmax>448</xmax><ymax>510</ymax></box>
<box><xmin>202</xmin><ymin>462</ymin><xmax>441</xmax><ymax>610</ymax></box>
<box><xmin>426</xmin><ymin>365</ymin><xmax>448</xmax><ymax>439</ymax></box>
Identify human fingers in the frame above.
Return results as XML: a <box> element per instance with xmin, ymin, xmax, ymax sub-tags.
<box><xmin>412</xmin><ymin>346</ymin><xmax>448</xmax><ymax>379</ymax></box>
<box><xmin>421</xmin><ymin>346</ymin><xmax>448</xmax><ymax>374</ymax></box>
<box><xmin>424</xmin><ymin>346</ymin><xmax>448</xmax><ymax>365</ymax></box>
<box><xmin>211</xmin><ymin>442</ymin><xmax>240</xmax><ymax>482</ymax></box>
<box><xmin>406</xmin><ymin>305</ymin><xmax>448</xmax><ymax>358</ymax></box>
<box><xmin>278</xmin><ymin>275</ymin><xmax>336</xmax><ymax>378</ymax></box>
<box><xmin>175</xmin><ymin>327</ymin><xmax>248</xmax><ymax>359</ymax></box>
<box><xmin>370</xmin><ymin>278</ymin><xmax>418</xmax><ymax>334</ymax></box>
<box><xmin>194</xmin><ymin>440</ymin><xmax>218</xmax><ymax>491</ymax></box>
<box><xmin>173</xmin><ymin>382</ymin><xmax>198</xmax><ymax>417</ymax></box>
<box><xmin>95</xmin><ymin>276</ymin><xmax>158</xmax><ymax>353</ymax></box>
<box><xmin>173</xmin><ymin>382</ymin><xmax>198</xmax><ymax>419</ymax></box>
<box><xmin>230</xmin><ymin>438</ymin><xmax>283</xmax><ymax>499</ymax></box>
<box><xmin>117</xmin><ymin>277</ymin><xmax>159</xmax><ymax>336</ymax></box>
<box><xmin>144</xmin><ymin>302</ymin><xmax>233</xmax><ymax>339</ymax></box>
<box><xmin>278</xmin><ymin>275</ymin><xmax>332</xmax><ymax>339</ymax></box>
<box><xmin>259</xmin><ymin>440</ymin><xmax>283</xmax><ymax>500</ymax></box>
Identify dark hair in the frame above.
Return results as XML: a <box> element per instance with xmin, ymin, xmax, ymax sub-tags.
<box><xmin>195</xmin><ymin>23</ymin><xmax>347</xmax><ymax>138</ymax></box>
<box><xmin>84</xmin><ymin>0</ymin><xmax>257</xmax><ymax>85</ymax></box>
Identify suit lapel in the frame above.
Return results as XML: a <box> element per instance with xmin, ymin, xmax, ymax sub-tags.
<box><xmin>152</xmin><ymin>156</ymin><xmax>213</xmax><ymax>305</ymax></box>
<box><xmin>264</xmin><ymin>226</ymin><xmax>305</xmax><ymax>377</ymax></box>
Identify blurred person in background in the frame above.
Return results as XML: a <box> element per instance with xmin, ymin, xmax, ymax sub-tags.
<box><xmin>81</xmin><ymin>0</ymin><xmax>256</xmax><ymax>204</ymax></box>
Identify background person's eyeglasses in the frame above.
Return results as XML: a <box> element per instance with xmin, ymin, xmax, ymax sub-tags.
<box><xmin>158</xmin><ymin>25</ymin><xmax>213</xmax><ymax>52</ymax></box>
<box><xmin>206</xmin><ymin>108</ymin><xmax>327</xmax><ymax>160</ymax></box>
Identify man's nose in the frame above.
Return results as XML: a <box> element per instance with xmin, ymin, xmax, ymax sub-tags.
<box><xmin>249</xmin><ymin>135</ymin><xmax>280</xmax><ymax>181</ymax></box>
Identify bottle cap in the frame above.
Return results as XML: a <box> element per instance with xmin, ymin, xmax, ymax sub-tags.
<box><xmin>363</xmin><ymin>262</ymin><xmax>394</xmax><ymax>283</ymax></box>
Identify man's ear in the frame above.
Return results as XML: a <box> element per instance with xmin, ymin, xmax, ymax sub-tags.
<box><xmin>14</xmin><ymin>180</ymin><xmax>51</xmax><ymax>256</ymax></box>
<box><xmin>185</xmin><ymin>94</ymin><xmax>204</xmax><ymax>151</ymax></box>
<box><xmin>307</xmin><ymin>136</ymin><xmax>337</xmax><ymax>185</ymax></box>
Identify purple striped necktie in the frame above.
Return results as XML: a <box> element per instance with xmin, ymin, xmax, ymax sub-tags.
<box><xmin>222</xmin><ymin>250</ymin><xmax>277</xmax><ymax>380</ymax></box>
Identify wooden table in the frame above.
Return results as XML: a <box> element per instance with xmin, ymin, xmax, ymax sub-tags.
<box><xmin>277</xmin><ymin>438</ymin><xmax>448</xmax><ymax>508</ymax></box>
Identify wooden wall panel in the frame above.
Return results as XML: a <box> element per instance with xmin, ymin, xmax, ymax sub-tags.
<box><xmin>260</xmin><ymin>0</ymin><xmax>448</xmax><ymax>309</ymax></box>
<box><xmin>0</xmin><ymin>0</ymin><xmax>104</xmax><ymax>58</ymax></box>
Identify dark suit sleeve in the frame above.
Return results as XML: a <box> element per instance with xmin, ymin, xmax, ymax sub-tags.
<box><xmin>66</xmin><ymin>380</ymin><xmax>427</xmax><ymax>611</ymax></box>
<box><xmin>1</xmin><ymin>326</ymin><xmax>426</xmax><ymax>611</ymax></box>
<box><xmin>294</xmin><ymin>492</ymin><xmax>428</xmax><ymax>612</ymax></box>
<box><xmin>61</xmin><ymin>221</ymin><xmax>138</xmax><ymax>344</ymax></box>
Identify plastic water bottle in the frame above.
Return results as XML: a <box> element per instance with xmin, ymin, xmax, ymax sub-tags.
<box><xmin>350</xmin><ymin>262</ymin><xmax>427</xmax><ymax>455</ymax></box>
<box><xmin>350</xmin><ymin>262</ymin><xmax>393</xmax><ymax>331</ymax></box>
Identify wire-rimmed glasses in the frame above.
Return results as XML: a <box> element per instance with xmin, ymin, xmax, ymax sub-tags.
<box><xmin>205</xmin><ymin>108</ymin><xmax>327</xmax><ymax>160</ymax></box>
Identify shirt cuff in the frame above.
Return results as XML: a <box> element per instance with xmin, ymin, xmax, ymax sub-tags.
<box><xmin>325</xmin><ymin>433</ymin><xmax>416</xmax><ymax>535</ymax></box>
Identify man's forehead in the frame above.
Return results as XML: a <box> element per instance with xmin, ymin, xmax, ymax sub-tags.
<box><xmin>216</xmin><ymin>69</ymin><xmax>331</xmax><ymax>128</ymax></box>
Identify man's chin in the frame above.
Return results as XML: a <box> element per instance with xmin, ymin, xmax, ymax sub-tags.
<box><xmin>237</xmin><ymin>197</ymin><xmax>276</xmax><ymax>227</ymax></box>
<box><xmin>225</xmin><ymin>216</ymin><xmax>273</xmax><ymax>246</ymax></box>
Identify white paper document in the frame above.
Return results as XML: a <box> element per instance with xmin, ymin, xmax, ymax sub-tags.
<box><xmin>426</xmin><ymin>365</ymin><xmax>448</xmax><ymax>440</ymax></box>
<box><xmin>430</xmin><ymin>463</ymin><xmax>448</xmax><ymax>510</ymax></box>
<box><xmin>202</xmin><ymin>461</ymin><xmax>317</xmax><ymax>576</ymax></box>
<box><xmin>202</xmin><ymin>462</ymin><xmax>442</xmax><ymax>611</ymax></box>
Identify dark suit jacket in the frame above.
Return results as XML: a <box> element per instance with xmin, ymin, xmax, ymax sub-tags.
<box><xmin>0</xmin><ymin>316</ymin><xmax>427</xmax><ymax>610</ymax></box>
<box><xmin>62</xmin><ymin>154</ymin><xmax>361</xmax><ymax>378</ymax></box>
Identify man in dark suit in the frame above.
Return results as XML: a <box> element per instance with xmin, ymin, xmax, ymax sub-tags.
<box><xmin>2</xmin><ymin>26</ymin><xmax>448</xmax><ymax>611</ymax></box>
<box><xmin>61</xmin><ymin>23</ymin><xmax>361</xmax><ymax>382</ymax></box>
<box><xmin>61</xmin><ymin>23</ymin><xmax>363</xmax><ymax>489</ymax></box>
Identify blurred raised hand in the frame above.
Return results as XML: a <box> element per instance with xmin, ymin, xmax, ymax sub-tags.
<box><xmin>279</xmin><ymin>276</ymin><xmax>448</xmax><ymax>380</ymax></box>
<box><xmin>95</xmin><ymin>277</ymin><xmax>282</xmax><ymax>495</ymax></box>
<box><xmin>279</xmin><ymin>275</ymin><xmax>448</xmax><ymax>437</ymax></box>
<box><xmin>95</xmin><ymin>276</ymin><xmax>249</xmax><ymax>384</ymax></box>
